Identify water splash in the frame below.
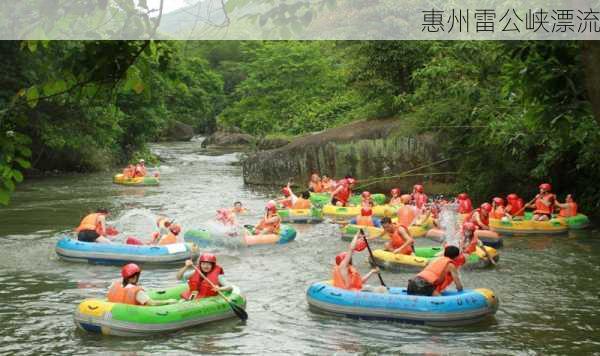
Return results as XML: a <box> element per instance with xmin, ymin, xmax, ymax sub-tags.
<box><xmin>438</xmin><ymin>202</ymin><xmax>460</xmax><ymax>246</ymax></box>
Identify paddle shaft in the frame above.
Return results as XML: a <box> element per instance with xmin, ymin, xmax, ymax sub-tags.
<box><xmin>191</xmin><ymin>265</ymin><xmax>248</xmax><ymax>320</ymax></box>
<box><xmin>513</xmin><ymin>195</ymin><xmax>538</xmax><ymax>217</ymax></box>
<box><xmin>360</xmin><ymin>229</ymin><xmax>387</xmax><ymax>288</ymax></box>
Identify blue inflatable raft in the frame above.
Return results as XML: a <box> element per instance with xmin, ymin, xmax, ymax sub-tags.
<box><xmin>306</xmin><ymin>282</ymin><xmax>498</xmax><ymax>327</ymax></box>
<box><xmin>55</xmin><ymin>236</ymin><xmax>194</xmax><ymax>265</ymax></box>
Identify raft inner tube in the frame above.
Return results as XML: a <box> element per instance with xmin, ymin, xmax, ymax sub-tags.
<box><xmin>113</xmin><ymin>173</ymin><xmax>160</xmax><ymax>186</ymax></box>
<box><xmin>490</xmin><ymin>215</ymin><xmax>568</xmax><ymax>236</ymax></box>
<box><xmin>184</xmin><ymin>224</ymin><xmax>297</xmax><ymax>247</ymax></box>
<box><xmin>371</xmin><ymin>246</ymin><xmax>498</xmax><ymax>272</ymax></box>
<box><xmin>306</xmin><ymin>282</ymin><xmax>498</xmax><ymax>327</ymax></box>
<box><xmin>75</xmin><ymin>284</ymin><xmax>246</xmax><ymax>337</ymax></box>
<box><xmin>278</xmin><ymin>208</ymin><xmax>324</xmax><ymax>224</ymax></box>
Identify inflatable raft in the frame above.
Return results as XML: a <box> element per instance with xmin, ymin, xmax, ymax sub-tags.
<box><xmin>113</xmin><ymin>174</ymin><xmax>160</xmax><ymax>186</ymax></box>
<box><xmin>55</xmin><ymin>237</ymin><xmax>193</xmax><ymax>265</ymax></box>
<box><xmin>306</xmin><ymin>282</ymin><xmax>498</xmax><ymax>326</ymax></box>
<box><xmin>312</xmin><ymin>194</ymin><xmax>387</xmax><ymax>208</ymax></box>
<box><xmin>425</xmin><ymin>228</ymin><xmax>503</xmax><ymax>248</ymax></box>
<box><xmin>278</xmin><ymin>208</ymin><xmax>323</xmax><ymax>224</ymax></box>
<box><xmin>323</xmin><ymin>204</ymin><xmax>400</xmax><ymax>219</ymax></box>
<box><xmin>74</xmin><ymin>284</ymin><xmax>246</xmax><ymax>337</ymax></box>
<box><xmin>371</xmin><ymin>246</ymin><xmax>498</xmax><ymax>272</ymax></box>
<box><xmin>490</xmin><ymin>216</ymin><xmax>568</xmax><ymax>236</ymax></box>
<box><xmin>340</xmin><ymin>223</ymin><xmax>428</xmax><ymax>241</ymax></box>
<box><xmin>184</xmin><ymin>225</ymin><xmax>296</xmax><ymax>247</ymax></box>
<box><xmin>522</xmin><ymin>212</ymin><xmax>590</xmax><ymax>230</ymax></box>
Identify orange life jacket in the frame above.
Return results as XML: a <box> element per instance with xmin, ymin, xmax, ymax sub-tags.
<box><xmin>310</xmin><ymin>181</ymin><xmax>323</xmax><ymax>193</ymax></box>
<box><xmin>559</xmin><ymin>202</ymin><xmax>577</xmax><ymax>217</ymax></box>
<box><xmin>158</xmin><ymin>233</ymin><xmax>178</xmax><ymax>245</ymax></box>
<box><xmin>256</xmin><ymin>214</ymin><xmax>281</xmax><ymax>234</ymax></box>
<box><xmin>491</xmin><ymin>206</ymin><xmax>505</xmax><ymax>219</ymax></box>
<box><xmin>332</xmin><ymin>265</ymin><xmax>363</xmax><ymax>290</ymax></box>
<box><xmin>107</xmin><ymin>282</ymin><xmax>143</xmax><ymax>305</ymax></box>
<box><xmin>417</xmin><ymin>256</ymin><xmax>451</xmax><ymax>286</ymax></box>
<box><xmin>181</xmin><ymin>265</ymin><xmax>223</xmax><ymax>300</ymax></box>
<box><xmin>435</xmin><ymin>255</ymin><xmax>465</xmax><ymax>293</ymax></box>
<box><xmin>281</xmin><ymin>199</ymin><xmax>293</xmax><ymax>209</ymax></box>
<box><xmin>390</xmin><ymin>225</ymin><xmax>414</xmax><ymax>254</ymax></box>
<box><xmin>75</xmin><ymin>213</ymin><xmax>103</xmax><ymax>235</ymax></box>
<box><xmin>355</xmin><ymin>215</ymin><xmax>374</xmax><ymax>227</ymax></box>
<box><xmin>293</xmin><ymin>198</ymin><xmax>311</xmax><ymax>209</ymax></box>
<box><xmin>397</xmin><ymin>206</ymin><xmax>416</xmax><ymax>228</ymax></box>
<box><xmin>534</xmin><ymin>193</ymin><xmax>554</xmax><ymax>214</ymax></box>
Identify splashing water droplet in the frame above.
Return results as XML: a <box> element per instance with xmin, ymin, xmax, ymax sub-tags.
<box><xmin>438</xmin><ymin>202</ymin><xmax>460</xmax><ymax>246</ymax></box>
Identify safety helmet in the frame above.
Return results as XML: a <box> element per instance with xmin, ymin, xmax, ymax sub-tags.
<box><xmin>169</xmin><ymin>224</ymin><xmax>181</xmax><ymax>235</ymax></box>
<box><xmin>281</xmin><ymin>187</ymin><xmax>291</xmax><ymax>197</ymax></box>
<box><xmin>413</xmin><ymin>184</ymin><xmax>424</xmax><ymax>193</ymax></box>
<box><xmin>361</xmin><ymin>191</ymin><xmax>371</xmax><ymax>199</ymax></box>
<box><xmin>391</xmin><ymin>188</ymin><xmax>400</xmax><ymax>196</ymax></box>
<box><xmin>457</xmin><ymin>193</ymin><xmax>468</xmax><ymax>200</ymax></box>
<box><xmin>121</xmin><ymin>263</ymin><xmax>141</xmax><ymax>279</ymax></box>
<box><xmin>335</xmin><ymin>252</ymin><xmax>348</xmax><ymax>265</ymax></box>
<box><xmin>507</xmin><ymin>193</ymin><xmax>518</xmax><ymax>201</ymax></box>
<box><xmin>480</xmin><ymin>203</ymin><xmax>492</xmax><ymax>212</ymax></box>
<box><xmin>199</xmin><ymin>253</ymin><xmax>217</xmax><ymax>264</ymax></box>
<box><xmin>539</xmin><ymin>183</ymin><xmax>552</xmax><ymax>192</ymax></box>
<box><xmin>266</xmin><ymin>200</ymin><xmax>277</xmax><ymax>212</ymax></box>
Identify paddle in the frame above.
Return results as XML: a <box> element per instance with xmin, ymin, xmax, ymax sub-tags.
<box><xmin>513</xmin><ymin>195</ymin><xmax>538</xmax><ymax>218</ymax></box>
<box><xmin>191</xmin><ymin>265</ymin><xmax>248</xmax><ymax>321</ymax></box>
<box><xmin>359</xmin><ymin>229</ymin><xmax>387</xmax><ymax>288</ymax></box>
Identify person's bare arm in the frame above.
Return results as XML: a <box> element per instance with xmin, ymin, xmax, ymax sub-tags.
<box><xmin>448</xmin><ymin>264</ymin><xmax>463</xmax><ymax>291</ymax></box>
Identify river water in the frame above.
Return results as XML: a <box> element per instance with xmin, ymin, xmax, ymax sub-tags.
<box><xmin>0</xmin><ymin>139</ymin><xmax>599</xmax><ymax>355</ymax></box>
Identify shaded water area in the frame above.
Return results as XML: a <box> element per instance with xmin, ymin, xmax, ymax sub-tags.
<box><xmin>1</xmin><ymin>139</ymin><xmax>599</xmax><ymax>355</ymax></box>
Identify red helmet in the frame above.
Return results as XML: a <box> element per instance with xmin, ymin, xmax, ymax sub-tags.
<box><xmin>199</xmin><ymin>253</ymin><xmax>216</xmax><ymax>264</ymax></box>
<box><xmin>539</xmin><ymin>183</ymin><xmax>552</xmax><ymax>192</ymax></box>
<box><xmin>281</xmin><ymin>187</ymin><xmax>291</xmax><ymax>197</ymax></box>
<box><xmin>492</xmin><ymin>197</ymin><xmax>504</xmax><ymax>206</ymax></box>
<box><xmin>360</xmin><ymin>207</ymin><xmax>373</xmax><ymax>216</ymax></box>
<box><xmin>361</xmin><ymin>191</ymin><xmax>371</xmax><ymax>199</ymax></box>
<box><xmin>480</xmin><ymin>203</ymin><xmax>492</xmax><ymax>212</ymax></box>
<box><xmin>169</xmin><ymin>224</ymin><xmax>181</xmax><ymax>235</ymax></box>
<box><xmin>266</xmin><ymin>200</ymin><xmax>277</xmax><ymax>212</ymax></box>
<box><xmin>507</xmin><ymin>193</ymin><xmax>518</xmax><ymax>201</ymax></box>
<box><xmin>391</xmin><ymin>188</ymin><xmax>400</xmax><ymax>196</ymax></box>
<box><xmin>462</xmin><ymin>222</ymin><xmax>477</xmax><ymax>232</ymax></box>
<box><xmin>121</xmin><ymin>263</ymin><xmax>141</xmax><ymax>278</ymax></box>
<box><xmin>457</xmin><ymin>193</ymin><xmax>468</xmax><ymax>200</ymax></box>
<box><xmin>413</xmin><ymin>184</ymin><xmax>424</xmax><ymax>193</ymax></box>
<box><xmin>335</xmin><ymin>252</ymin><xmax>348</xmax><ymax>265</ymax></box>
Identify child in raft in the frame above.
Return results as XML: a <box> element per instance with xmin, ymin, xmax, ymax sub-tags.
<box><xmin>407</xmin><ymin>245</ymin><xmax>465</xmax><ymax>296</ymax></box>
<box><xmin>333</xmin><ymin>232</ymin><xmax>387</xmax><ymax>293</ymax></box>
<box><xmin>107</xmin><ymin>263</ymin><xmax>177</xmax><ymax>306</ymax></box>
<box><xmin>176</xmin><ymin>253</ymin><xmax>232</xmax><ymax>300</ymax></box>
<box><xmin>381</xmin><ymin>217</ymin><xmax>414</xmax><ymax>255</ymax></box>
<box><xmin>460</xmin><ymin>222</ymin><xmax>496</xmax><ymax>266</ymax></box>
<box><xmin>359</xmin><ymin>191</ymin><xmax>373</xmax><ymax>208</ymax></box>
<box><xmin>254</xmin><ymin>200</ymin><xmax>281</xmax><ymax>235</ymax></box>
<box><xmin>389</xmin><ymin>188</ymin><xmax>402</xmax><ymax>206</ymax></box>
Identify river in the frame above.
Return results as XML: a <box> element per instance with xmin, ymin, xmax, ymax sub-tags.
<box><xmin>0</xmin><ymin>139</ymin><xmax>598</xmax><ymax>355</ymax></box>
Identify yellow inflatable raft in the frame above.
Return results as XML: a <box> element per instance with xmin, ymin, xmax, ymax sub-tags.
<box><xmin>113</xmin><ymin>174</ymin><xmax>160</xmax><ymax>186</ymax></box>
<box><xmin>371</xmin><ymin>246</ymin><xmax>498</xmax><ymax>271</ymax></box>
<box><xmin>490</xmin><ymin>217</ymin><xmax>568</xmax><ymax>236</ymax></box>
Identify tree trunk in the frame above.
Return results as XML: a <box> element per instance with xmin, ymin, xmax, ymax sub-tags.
<box><xmin>581</xmin><ymin>41</ymin><xmax>600</xmax><ymax>126</ymax></box>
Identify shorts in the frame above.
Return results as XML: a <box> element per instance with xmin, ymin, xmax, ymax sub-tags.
<box><xmin>78</xmin><ymin>230</ymin><xmax>99</xmax><ymax>242</ymax></box>
<box><xmin>407</xmin><ymin>276</ymin><xmax>435</xmax><ymax>296</ymax></box>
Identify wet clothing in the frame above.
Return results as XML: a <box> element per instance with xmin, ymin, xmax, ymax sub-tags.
<box><xmin>332</xmin><ymin>265</ymin><xmax>362</xmax><ymax>290</ymax></box>
<box><xmin>77</xmin><ymin>230</ymin><xmax>100</xmax><ymax>242</ymax></box>
<box><xmin>107</xmin><ymin>282</ymin><xmax>149</xmax><ymax>305</ymax></box>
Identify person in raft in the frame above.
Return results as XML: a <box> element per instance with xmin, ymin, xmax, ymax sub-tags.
<box><xmin>397</xmin><ymin>194</ymin><xmax>420</xmax><ymax>227</ymax></box>
<box><xmin>122</xmin><ymin>164</ymin><xmax>136</xmax><ymax>178</ymax></box>
<box><xmin>216</xmin><ymin>208</ymin><xmax>237</xmax><ymax>226</ymax></box>
<box><xmin>411</xmin><ymin>184</ymin><xmax>428</xmax><ymax>209</ymax></box>
<box><xmin>350</xmin><ymin>207</ymin><xmax>382</xmax><ymax>227</ymax></box>
<box><xmin>490</xmin><ymin>197</ymin><xmax>508</xmax><ymax>219</ymax></box>
<box><xmin>527</xmin><ymin>183</ymin><xmax>556</xmax><ymax>221</ymax></box>
<box><xmin>133</xmin><ymin>159</ymin><xmax>147</xmax><ymax>177</ymax></box>
<box><xmin>381</xmin><ymin>217</ymin><xmax>414</xmax><ymax>255</ymax></box>
<box><xmin>389</xmin><ymin>188</ymin><xmax>402</xmax><ymax>206</ymax></box>
<box><xmin>554</xmin><ymin>194</ymin><xmax>578</xmax><ymax>217</ymax></box>
<box><xmin>75</xmin><ymin>208</ymin><xmax>113</xmax><ymax>243</ymax></box>
<box><xmin>333</xmin><ymin>232</ymin><xmax>387</xmax><ymax>293</ymax></box>
<box><xmin>292</xmin><ymin>190</ymin><xmax>312</xmax><ymax>209</ymax></box>
<box><xmin>176</xmin><ymin>253</ymin><xmax>232</xmax><ymax>300</ymax></box>
<box><xmin>359</xmin><ymin>191</ymin><xmax>373</xmax><ymax>208</ymax></box>
<box><xmin>407</xmin><ymin>245</ymin><xmax>465</xmax><ymax>296</ymax></box>
<box><xmin>330</xmin><ymin>176</ymin><xmax>356</xmax><ymax>206</ymax></box>
<box><xmin>321</xmin><ymin>175</ymin><xmax>335</xmax><ymax>193</ymax></box>
<box><xmin>460</xmin><ymin>222</ymin><xmax>496</xmax><ymax>265</ymax></box>
<box><xmin>505</xmin><ymin>193</ymin><xmax>524</xmax><ymax>219</ymax></box>
<box><xmin>456</xmin><ymin>193</ymin><xmax>473</xmax><ymax>214</ymax></box>
<box><xmin>254</xmin><ymin>200</ymin><xmax>281</xmax><ymax>235</ymax></box>
<box><xmin>230</xmin><ymin>201</ymin><xmax>249</xmax><ymax>214</ymax></box>
<box><xmin>107</xmin><ymin>263</ymin><xmax>177</xmax><ymax>306</ymax></box>
<box><xmin>151</xmin><ymin>223</ymin><xmax>183</xmax><ymax>245</ymax></box>
<box><xmin>308</xmin><ymin>173</ymin><xmax>323</xmax><ymax>193</ymax></box>
<box><xmin>278</xmin><ymin>183</ymin><xmax>297</xmax><ymax>209</ymax></box>
<box><xmin>469</xmin><ymin>203</ymin><xmax>492</xmax><ymax>230</ymax></box>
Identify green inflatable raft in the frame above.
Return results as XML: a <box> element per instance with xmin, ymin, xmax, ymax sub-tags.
<box><xmin>74</xmin><ymin>283</ymin><xmax>246</xmax><ymax>336</ymax></box>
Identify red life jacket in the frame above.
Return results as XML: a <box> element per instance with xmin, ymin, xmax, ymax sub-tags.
<box><xmin>181</xmin><ymin>265</ymin><xmax>224</xmax><ymax>300</ymax></box>
<box><xmin>458</xmin><ymin>199</ymin><xmax>473</xmax><ymax>214</ymax></box>
<box><xmin>534</xmin><ymin>193</ymin><xmax>555</xmax><ymax>215</ymax></box>
<box><xmin>468</xmin><ymin>209</ymin><xmax>489</xmax><ymax>228</ymax></box>
<box><xmin>559</xmin><ymin>202</ymin><xmax>577</xmax><ymax>217</ymax></box>
<box><xmin>491</xmin><ymin>206</ymin><xmax>505</xmax><ymax>219</ymax></box>
<box><xmin>506</xmin><ymin>199</ymin><xmax>524</xmax><ymax>216</ymax></box>
<box><xmin>333</xmin><ymin>180</ymin><xmax>351</xmax><ymax>205</ymax></box>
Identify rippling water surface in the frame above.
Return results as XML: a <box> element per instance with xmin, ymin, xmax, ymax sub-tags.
<box><xmin>0</xmin><ymin>139</ymin><xmax>598</xmax><ymax>355</ymax></box>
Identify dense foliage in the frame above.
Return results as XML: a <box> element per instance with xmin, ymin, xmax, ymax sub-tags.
<box><xmin>1</xmin><ymin>39</ymin><xmax>599</xmax><ymax>215</ymax></box>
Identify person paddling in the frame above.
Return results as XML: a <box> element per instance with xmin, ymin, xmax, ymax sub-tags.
<box><xmin>505</xmin><ymin>194</ymin><xmax>524</xmax><ymax>219</ymax></box>
<box><xmin>177</xmin><ymin>253</ymin><xmax>232</xmax><ymax>300</ymax></box>
<box><xmin>332</xmin><ymin>232</ymin><xmax>387</xmax><ymax>293</ymax></box>
<box><xmin>75</xmin><ymin>208</ymin><xmax>113</xmax><ymax>244</ymax></box>
<box><xmin>527</xmin><ymin>183</ymin><xmax>556</xmax><ymax>221</ymax></box>
<box><xmin>107</xmin><ymin>263</ymin><xmax>177</xmax><ymax>306</ymax></box>
<box><xmin>407</xmin><ymin>245</ymin><xmax>464</xmax><ymax>296</ymax></box>
<box><xmin>254</xmin><ymin>200</ymin><xmax>281</xmax><ymax>235</ymax></box>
